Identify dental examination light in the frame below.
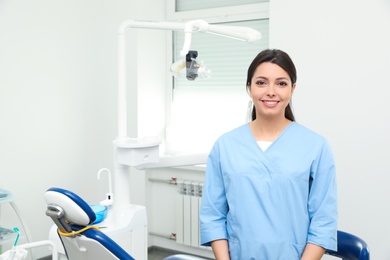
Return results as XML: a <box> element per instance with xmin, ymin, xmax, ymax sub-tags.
<box><xmin>170</xmin><ymin>50</ymin><xmax>210</xmax><ymax>81</ymax></box>
<box><xmin>184</xmin><ymin>50</ymin><xmax>202</xmax><ymax>81</ymax></box>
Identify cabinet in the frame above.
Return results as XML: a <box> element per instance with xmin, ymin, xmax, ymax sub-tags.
<box><xmin>0</xmin><ymin>189</ymin><xmax>31</xmax><ymax>255</ymax></box>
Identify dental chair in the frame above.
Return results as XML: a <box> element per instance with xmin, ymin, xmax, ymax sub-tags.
<box><xmin>325</xmin><ymin>230</ymin><xmax>370</xmax><ymax>260</ymax></box>
<box><xmin>44</xmin><ymin>187</ymin><xmax>135</xmax><ymax>260</ymax></box>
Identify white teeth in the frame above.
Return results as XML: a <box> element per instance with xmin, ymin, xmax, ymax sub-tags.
<box><xmin>264</xmin><ymin>101</ymin><xmax>277</xmax><ymax>105</ymax></box>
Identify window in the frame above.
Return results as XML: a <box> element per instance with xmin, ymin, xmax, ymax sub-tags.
<box><xmin>175</xmin><ymin>0</ymin><xmax>269</xmax><ymax>12</ymax></box>
<box><xmin>166</xmin><ymin>1</ymin><xmax>269</xmax><ymax>154</ymax></box>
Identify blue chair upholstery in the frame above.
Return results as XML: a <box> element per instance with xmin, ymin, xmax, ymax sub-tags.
<box><xmin>325</xmin><ymin>230</ymin><xmax>370</xmax><ymax>260</ymax></box>
<box><xmin>45</xmin><ymin>187</ymin><xmax>135</xmax><ymax>260</ymax></box>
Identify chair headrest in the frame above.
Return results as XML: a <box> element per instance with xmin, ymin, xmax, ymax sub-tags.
<box><xmin>44</xmin><ymin>187</ymin><xmax>96</xmax><ymax>226</ymax></box>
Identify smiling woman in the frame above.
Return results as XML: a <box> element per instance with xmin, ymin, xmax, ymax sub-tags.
<box><xmin>200</xmin><ymin>49</ymin><xmax>338</xmax><ymax>260</ymax></box>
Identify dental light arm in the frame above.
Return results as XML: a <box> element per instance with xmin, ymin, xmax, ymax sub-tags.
<box><xmin>117</xmin><ymin>19</ymin><xmax>262</xmax><ymax>40</ymax></box>
<box><xmin>116</xmin><ymin>19</ymin><xmax>261</xmax><ymax>142</ymax></box>
<box><xmin>118</xmin><ymin>19</ymin><xmax>261</xmax><ymax>56</ymax></box>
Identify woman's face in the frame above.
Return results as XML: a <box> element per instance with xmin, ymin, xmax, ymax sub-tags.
<box><xmin>248</xmin><ymin>62</ymin><xmax>296</xmax><ymax>120</ymax></box>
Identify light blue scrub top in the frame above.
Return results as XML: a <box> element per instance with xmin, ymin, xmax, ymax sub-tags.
<box><xmin>200</xmin><ymin>122</ymin><xmax>337</xmax><ymax>259</ymax></box>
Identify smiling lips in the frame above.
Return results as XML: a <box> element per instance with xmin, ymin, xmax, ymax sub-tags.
<box><xmin>262</xmin><ymin>100</ymin><xmax>279</xmax><ymax>108</ymax></box>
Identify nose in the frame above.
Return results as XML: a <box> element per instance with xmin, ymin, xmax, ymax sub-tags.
<box><xmin>266</xmin><ymin>85</ymin><xmax>276</xmax><ymax>97</ymax></box>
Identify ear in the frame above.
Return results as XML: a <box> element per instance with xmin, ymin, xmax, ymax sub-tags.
<box><xmin>247</xmin><ymin>84</ymin><xmax>252</xmax><ymax>97</ymax></box>
<box><xmin>291</xmin><ymin>83</ymin><xmax>296</xmax><ymax>94</ymax></box>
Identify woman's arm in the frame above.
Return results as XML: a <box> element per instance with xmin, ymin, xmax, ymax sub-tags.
<box><xmin>211</xmin><ymin>239</ymin><xmax>230</xmax><ymax>260</ymax></box>
<box><xmin>306</xmin><ymin>141</ymin><xmax>338</xmax><ymax>251</ymax></box>
<box><xmin>301</xmin><ymin>243</ymin><xmax>325</xmax><ymax>260</ymax></box>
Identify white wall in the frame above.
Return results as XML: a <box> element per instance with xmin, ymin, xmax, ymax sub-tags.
<box><xmin>0</xmin><ymin>0</ymin><xmax>165</xmax><ymax>258</ymax></box>
<box><xmin>269</xmin><ymin>0</ymin><xmax>390</xmax><ymax>259</ymax></box>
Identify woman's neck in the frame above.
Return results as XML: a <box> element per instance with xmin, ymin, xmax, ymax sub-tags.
<box><xmin>249</xmin><ymin>117</ymin><xmax>292</xmax><ymax>141</ymax></box>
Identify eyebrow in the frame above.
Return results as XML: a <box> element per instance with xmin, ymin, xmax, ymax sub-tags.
<box><xmin>254</xmin><ymin>76</ymin><xmax>289</xmax><ymax>81</ymax></box>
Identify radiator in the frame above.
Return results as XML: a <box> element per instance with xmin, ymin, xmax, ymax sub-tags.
<box><xmin>176</xmin><ymin>180</ymin><xmax>204</xmax><ymax>248</ymax></box>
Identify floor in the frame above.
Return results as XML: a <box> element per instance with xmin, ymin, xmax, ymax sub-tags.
<box><xmin>148</xmin><ymin>246</ymin><xmax>184</xmax><ymax>260</ymax></box>
<box><xmin>148</xmin><ymin>246</ymin><xmax>213</xmax><ymax>260</ymax></box>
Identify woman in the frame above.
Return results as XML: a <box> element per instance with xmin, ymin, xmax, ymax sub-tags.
<box><xmin>200</xmin><ymin>49</ymin><xmax>337</xmax><ymax>259</ymax></box>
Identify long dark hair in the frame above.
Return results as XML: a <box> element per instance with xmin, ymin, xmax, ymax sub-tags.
<box><xmin>247</xmin><ymin>49</ymin><xmax>297</xmax><ymax>121</ymax></box>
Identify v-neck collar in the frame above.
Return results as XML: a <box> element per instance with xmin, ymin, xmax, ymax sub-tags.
<box><xmin>245</xmin><ymin>121</ymin><xmax>295</xmax><ymax>153</ymax></box>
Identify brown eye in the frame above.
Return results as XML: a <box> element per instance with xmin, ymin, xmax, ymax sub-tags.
<box><xmin>256</xmin><ymin>80</ymin><xmax>266</xmax><ymax>86</ymax></box>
